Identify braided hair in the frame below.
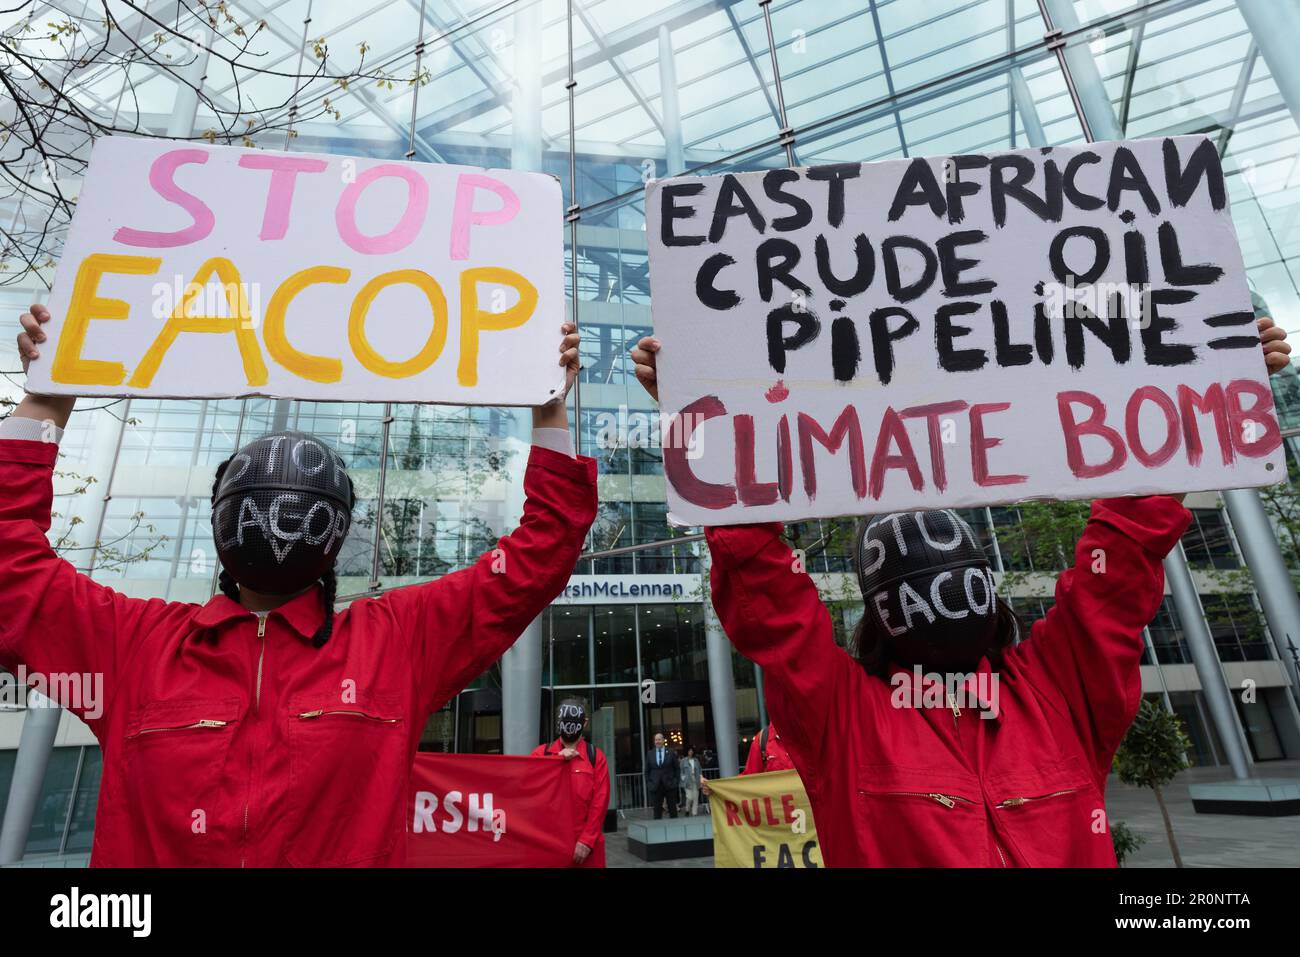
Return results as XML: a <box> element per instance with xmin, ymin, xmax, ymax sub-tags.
<box><xmin>210</xmin><ymin>456</ymin><xmax>344</xmax><ymax>649</ymax></box>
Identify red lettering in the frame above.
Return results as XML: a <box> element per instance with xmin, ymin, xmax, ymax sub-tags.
<box><xmin>663</xmin><ymin>395</ymin><xmax>736</xmax><ymax>509</ymax></box>
<box><xmin>781</xmin><ymin>793</ymin><xmax>797</xmax><ymax>823</ymax></box>
<box><xmin>1125</xmin><ymin>386</ymin><xmax>1180</xmax><ymax>467</ymax></box>
<box><xmin>868</xmin><ymin>406</ymin><xmax>924</xmax><ymax>499</ymax></box>
<box><xmin>797</xmin><ymin>406</ymin><xmax>867</xmax><ymax>501</ymax></box>
<box><xmin>1227</xmin><ymin>378</ymin><xmax>1282</xmax><ymax>458</ymax></box>
<box><xmin>969</xmin><ymin>401</ymin><xmax>1026</xmax><ymax>487</ymax></box>
<box><xmin>734</xmin><ymin>414</ymin><xmax>779</xmax><ymax>506</ymax></box>
<box><xmin>901</xmin><ymin>400</ymin><xmax>968</xmax><ymax>492</ymax></box>
<box><xmin>1176</xmin><ymin>382</ymin><xmax>1231</xmax><ymax>467</ymax></box>
<box><xmin>1057</xmin><ymin>390</ymin><xmax>1127</xmax><ymax>478</ymax></box>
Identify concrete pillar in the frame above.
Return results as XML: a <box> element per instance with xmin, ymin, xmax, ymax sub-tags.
<box><xmin>657</xmin><ymin>25</ymin><xmax>685</xmax><ymax>177</ymax></box>
<box><xmin>1042</xmin><ymin>0</ymin><xmax>1261</xmax><ymax>774</ymax></box>
<box><xmin>1163</xmin><ymin>543</ymin><xmax>1253</xmax><ymax>778</ymax></box>
<box><xmin>1235</xmin><ymin>0</ymin><xmax>1300</xmax><ymax>131</ymax></box>
<box><xmin>501</xmin><ymin>618</ymin><xmax>545</xmax><ymax>755</ymax></box>
<box><xmin>0</xmin><ymin>694</ymin><xmax>61</xmax><ymax>865</ymax></box>
<box><xmin>1222</xmin><ymin>488</ymin><xmax>1300</xmax><ymax>712</ymax></box>
<box><xmin>701</xmin><ymin>548</ymin><xmax>739</xmax><ymax>776</ymax></box>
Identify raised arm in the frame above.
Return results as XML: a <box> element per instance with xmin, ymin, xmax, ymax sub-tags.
<box><xmin>1003</xmin><ymin>495</ymin><xmax>1190</xmax><ymax>778</ymax></box>
<box><xmin>0</xmin><ymin>313</ymin><xmax>168</xmax><ymax>726</ymax></box>
<box><xmin>373</xmin><ymin>439</ymin><xmax>597</xmax><ymax>715</ymax></box>
<box><xmin>706</xmin><ymin>523</ymin><xmax>855</xmax><ymax>773</ymax></box>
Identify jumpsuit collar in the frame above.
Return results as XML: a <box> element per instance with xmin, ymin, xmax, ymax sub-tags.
<box><xmin>191</xmin><ymin>583</ymin><xmax>325</xmax><ymax>642</ymax></box>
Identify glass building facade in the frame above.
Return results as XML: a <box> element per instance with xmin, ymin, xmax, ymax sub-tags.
<box><xmin>3</xmin><ymin>0</ymin><xmax>1300</xmax><ymax>857</ymax></box>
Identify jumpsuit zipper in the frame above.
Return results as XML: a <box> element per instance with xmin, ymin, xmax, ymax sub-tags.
<box><xmin>130</xmin><ymin>719</ymin><xmax>228</xmax><ymax>737</ymax></box>
<box><xmin>241</xmin><ymin>614</ymin><xmax>268</xmax><ymax>868</ymax></box>
<box><xmin>297</xmin><ymin>709</ymin><xmax>399</xmax><ymax>723</ymax></box>
<box><xmin>997</xmin><ymin>789</ymin><xmax>1079</xmax><ymax>807</ymax></box>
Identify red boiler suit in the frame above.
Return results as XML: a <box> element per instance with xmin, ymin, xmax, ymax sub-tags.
<box><xmin>742</xmin><ymin>725</ymin><xmax>795</xmax><ymax>774</ymax></box>
<box><xmin>531</xmin><ymin>736</ymin><xmax>610</xmax><ymax>867</ymax></box>
<box><xmin>706</xmin><ymin>496</ymin><xmax>1190</xmax><ymax>867</ymax></box>
<box><xmin>0</xmin><ymin>438</ymin><xmax>597</xmax><ymax>867</ymax></box>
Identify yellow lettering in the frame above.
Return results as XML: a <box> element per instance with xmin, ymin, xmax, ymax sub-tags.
<box><xmin>128</xmin><ymin>258</ymin><xmax>268</xmax><ymax>388</ymax></box>
<box><xmin>51</xmin><ymin>254</ymin><xmax>161</xmax><ymax>386</ymax></box>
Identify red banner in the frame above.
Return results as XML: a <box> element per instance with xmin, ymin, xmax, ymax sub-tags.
<box><xmin>407</xmin><ymin>753</ymin><xmax>577</xmax><ymax>867</ymax></box>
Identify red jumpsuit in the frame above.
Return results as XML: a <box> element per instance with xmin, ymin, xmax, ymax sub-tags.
<box><xmin>531</xmin><ymin>736</ymin><xmax>610</xmax><ymax>867</ymax></box>
<box><xmin>706</xmin><ymin>496</ymin><xmax>1190</xmax><ymax>867</ymax></box>
<box><xmin>0</xmin><ymin>437</ymin><xmax>597</xmax><ymax>867</ymax></box>
<box><xmin>742</xmin><ymin>725</ymin><xmax>795</xmax><ymax>774</ymax></box>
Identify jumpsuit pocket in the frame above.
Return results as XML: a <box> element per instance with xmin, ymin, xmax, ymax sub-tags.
<box><xmin>285</xmin><ymin>691</ymin><xmax>407</xmax><ymax>867</ymax></box>
<box><xmin>122</xmin><ymin>697</ymin><xmax>242</xmax><ymax>866</ymax></box>
<box><xmin>989</xmin><ymin>759</ymin><xmax>1108</xmax><ymax>866</ymax></box>
<box><xmin>856</xmin><ymin>765</ymin><xmax>984</xmax><ymax>867</ymax></box>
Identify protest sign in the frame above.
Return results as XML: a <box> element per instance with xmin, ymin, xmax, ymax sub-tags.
<box><xmin>646</xmin><ymin>136</ymin><xmax>1284</xmax><ymax>526</ymax></box>
<box><xmin>28</xmin><ymin>136</ymin><xmax>566</xmax><ymax>406</ymax></box>
<box><xmin>706</xmin><ymin>769</ymin><xmax>822</xmax><ymax>868</ymax></box>
<box><xmin>407</xmin><ymin>753</ymin><xmax>577</xmax><ymax>867</ymax></box>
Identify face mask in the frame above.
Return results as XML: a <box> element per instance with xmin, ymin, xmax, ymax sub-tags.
<box><xmin>212</xmin><ymin>430</ymin><xmax>354</xmax><ymax>595</ymax></box>
<box><xmin>557</xmin><ymin>702</ymin><xmax>586</xmax><ymax>742</ymax></box>
<box><xmin>855</xmin><ymin>510</ymin><xmax>999</xmax><ymax>671</ymax></box>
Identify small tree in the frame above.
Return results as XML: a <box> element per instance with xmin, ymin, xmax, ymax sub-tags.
<box><xmin>1109</xmin><ymin>820</ymin><xmax>1147</xmax><ymax>867</ymax></box>
<box><xmin>1114</xmin><ymin>699</ymin><xmax>1192</xmax><ymax>868</ymax></box>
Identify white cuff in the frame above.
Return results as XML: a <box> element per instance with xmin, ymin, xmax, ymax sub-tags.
<box><xmin>0</xmin><ymin>416</ymin><xmax>63</xmax><ymax>444</ymax></box>
<box><xmin>531</xmin><ymin>427</ymin><xmax>574</xmax><ymax>458</ymax></box>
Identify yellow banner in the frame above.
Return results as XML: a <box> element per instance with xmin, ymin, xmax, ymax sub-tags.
<box><xmin>707</xmin><ymin>769</ymin><xmax>822</xmax><ymax>868</ymax></box>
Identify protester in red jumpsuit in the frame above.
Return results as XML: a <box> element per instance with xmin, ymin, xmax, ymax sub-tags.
<box><xmin>631</xmin><ymin>320</ymin><xmax>1290</xmax><ymax>867</ymax></box>
<box><xmin>531</xmin><ymin>698</ymin><xmax>610</xmax><ymax>867</ymax></box>
<box><xmin>0</xmin><ymin>304</ymin><xmax>596</xmax><ymax>867</ymax></box>
<box><xmin>742</xmin><ymin>723</ymin><xmax>795</xmax><ymax>774</ymax></box>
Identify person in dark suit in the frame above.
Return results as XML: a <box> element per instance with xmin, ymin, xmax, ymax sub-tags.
<box><xmin>645</xmin><ymin>732</ymin><xmax>680</xmax><ymax>819</ymax></box>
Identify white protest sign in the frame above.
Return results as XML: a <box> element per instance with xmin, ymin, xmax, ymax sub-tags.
<box><xmin>647</xmin><ymin>135</ymin><xmax>1284</xmax><ymax>527</ymax></box>
<box><xmin>27</xmin><ymin>136</ymin><xmax>566</xmax><ymax>405</ymax></box>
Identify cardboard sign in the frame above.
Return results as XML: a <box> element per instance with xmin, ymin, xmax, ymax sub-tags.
<box><xmin>407</xmin><ymin>753</ymin><xmax>577</xmax><ymax>867</ymax></box>
<box><xmin>646</xmin><ymin>136</ymin><xmax>1284</xmax><ymax>526</ymax></box>
<box><xmin>28</xmin><ymin>136</ymin><xmax>566</xmax><ymax>405</ymax></box>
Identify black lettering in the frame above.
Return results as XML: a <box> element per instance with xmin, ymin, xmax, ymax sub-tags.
<box><xmin>709</xmin><ymin>174</ymin><xmax>767</xmax><ymax>242</ymax></box>
<box><xmin>935</xmin><ymin>301</ymin><xmax>987</xmax><ymax>372</ymax></box>
<box><xmin>1050</xmin><ymin>225</ymin><xmax>1111</xmax><ymax>285</ymax></box>
<box><xmin>695</xmin><ymin>253</ymin><xmax>740</xmax><ymax>310</ymax></box>
<box><xmin>1163</xmin><ymin>136</ymin><xmax>1226</xmax><ymax>211</ymax></box>
<box><xmin>1157</xmin><ymin>220</ymin><xmax>1223</xmax><ymax>286</ymax></box>
<box><xmin>1142</xmin><ymin>288</ymin><xmax>1198</xmax><ymax>366</ymax></box>
<box><xmin>660</xmin><ymin>182</ymin><xmax>706</xmax><ymax>246</ymax></box>
<box><xmin>887</xmin><ymin>158</ymin><xmax>946</xmax><ymax>221</ymax></box>
<box><xmin>756</xmin><ymin>237</ymin><xmax>811</xmax><ymax>302</ymax></box>
<box><xmin>766</xmin><ymin>303</ymin><xmax>821</xmax><ymax>373</ymax></box>
<box><xmin>945</xmin><ymin>154</ymin><xmax>990</xmax><ymax>225</ymax></box>
<box><xmin>868</xmin><ymin>307</ymin><xmax>919</xmax><ymax>385</ymax></box>
<box><xmin>1107</xmin><ymin>146</ymin><xmax>1161</xmax><ymax>214</ymax></box>
<box><xmin>815</xmin><ymin>233</ymin><xmax>875</xmax><ymax>297</ymax></box>
<box><xmin>763</xmin><ymin>169</ymin><xmax>814</xmax><ymax>231</ymax></box>
<box><xmin>806</xmin><ymin>163</ymin><xmax>862</xmax><ymax>228</ymax></box>
<box><xmin>990</xmin><ymin>154</ymin><xmax>1063</xmax><ymax>227</ymax></box>
<box><xmin>882</xmin><ymin>236</ymin><xmax>938</xmax><ymax>303</ymax></box>
<box><xmin>936</xmin><ymin>229</ymin><xmax>995</xmax><ymax>297</ymax></box>
<box><xmin>991</xmin><ymin>300</ymin><xmax>1033</xmax><ymax>366</ymax></box>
